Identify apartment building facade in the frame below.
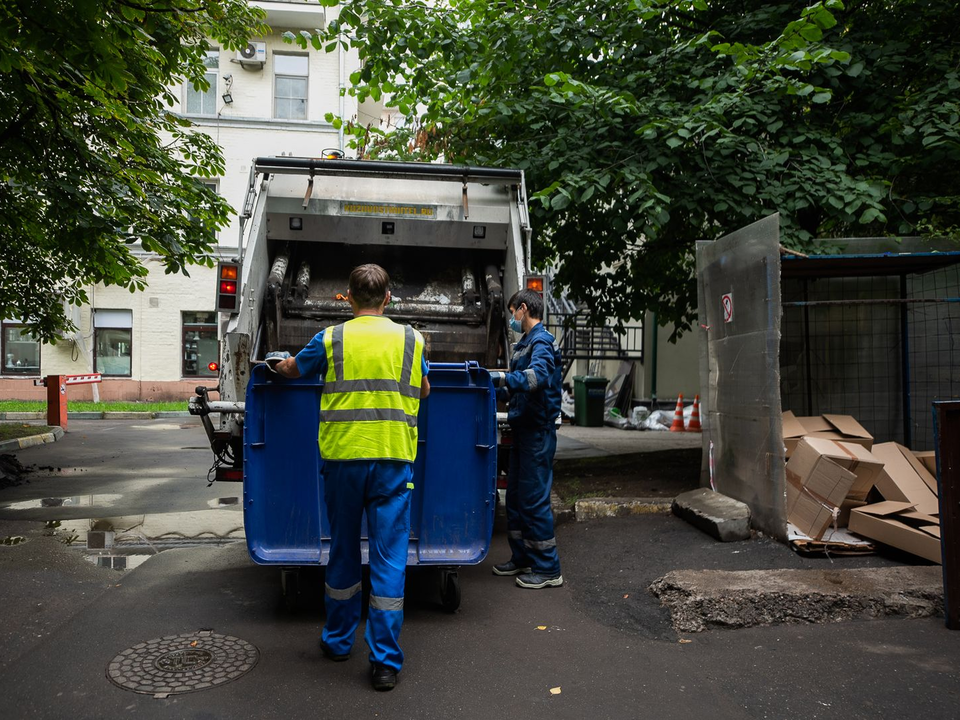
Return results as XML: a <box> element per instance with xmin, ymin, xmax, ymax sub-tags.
<box><xmin>1</xmin><ymin>1</ymin><xmax>373</xmax><ymax>402</ymax></box>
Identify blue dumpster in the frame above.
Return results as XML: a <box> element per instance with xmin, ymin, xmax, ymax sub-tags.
<box><xmin>243</xmin><ymin>361</ymin><xmax>497</xmax><ymax>610</ymax></box>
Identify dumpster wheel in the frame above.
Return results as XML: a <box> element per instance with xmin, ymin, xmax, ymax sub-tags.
<box><xmin>439</xmin><ymin>569</ymin><xmax>461</xmax><ymax>613</ymax></box>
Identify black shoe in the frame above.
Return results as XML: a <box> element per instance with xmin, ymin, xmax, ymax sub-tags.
<box><xmin>516</xmin><ymin>572</ymin><xmax>564</xmax><ymax>589</ymax></box>
<box><xmin>371</xmin><ymin>663</ymin><xmax>398</xmax><ymax>691</ymax></box>
<box><xmin>319</xmin><ymin>639</ymin><xmax>350</xmax><ymax>662</ymax></box>
<box><xmin>492</xmin><ymin>560</ymin><xmax>532</xmax><ymax>576</ymax></box>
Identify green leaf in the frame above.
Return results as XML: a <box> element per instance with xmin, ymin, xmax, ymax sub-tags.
<box><xmin>551</xmin><ymin>193</ymin><xmax>571</xmax><ymax>210</ymax></box>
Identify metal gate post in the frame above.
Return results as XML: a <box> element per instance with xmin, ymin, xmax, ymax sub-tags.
<box><xmin>46</xmin><ymin>375</ymin><xmax>67</xmax><ymax>430</ymax></box>
<box><xmin>933</xmin><ymin>400</ymin><xmax>960</xmax><ymax>630</ymax></box>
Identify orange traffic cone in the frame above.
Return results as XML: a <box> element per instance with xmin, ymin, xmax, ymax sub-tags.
<box><xmin>669</xmin><ymin>394</ymin><xmax>685</xmax><ymax>432</ymax></box>
<box><xmin>688</xmin><ymin>395</ymin><xmax>702</xmax><ymax>432</ymax></box>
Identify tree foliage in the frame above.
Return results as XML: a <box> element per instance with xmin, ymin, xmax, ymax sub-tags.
<box><xmin>298</xmin><ymin>0</ymin><xmax>960</xmax><ymax>335</ymax></box>
<box><xmin>0</xmin><ymin>0</ymin><xmax>267</xmax><ymax>340</ymax></box>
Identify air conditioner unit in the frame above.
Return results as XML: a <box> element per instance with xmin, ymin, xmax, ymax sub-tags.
<box><xmin>237</xmin><ymin>42</ymin><xmax>266</xmax><ymax>65</ymax></box>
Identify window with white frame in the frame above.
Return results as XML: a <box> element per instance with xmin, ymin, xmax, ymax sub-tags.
<box><xmin>94</xmin><ymin>309</ymin><xmax>133</xmax><ymax>377</ymax></box>
<box><xmin>274</xmin><ymin>54</ymin><xmax>308</xmax><ymax>120</ymax></box>
<box><xmin>185</xmin><ymin>48</ymin><xmax>220</xmax><ymax>116</ymax></box>
<box><xmin>182</xmin><ymin>312</ymin><xmax>219</xmax><ymax>377</ymax></box>
<box><xmin>2</xmin><ymin>321</ymin><xmax>40</xmax><ymax>375</ymax></box>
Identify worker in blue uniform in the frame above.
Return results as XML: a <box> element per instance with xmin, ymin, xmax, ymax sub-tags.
<box><xmin>489</xmin><ymin>288</ymin><xmax>563</xmax><ymax>589</ymax></box>
<box><xmin>267</xmin><ymin>264</ymin><xmax>430</xmax><ymax>691</ymax></box>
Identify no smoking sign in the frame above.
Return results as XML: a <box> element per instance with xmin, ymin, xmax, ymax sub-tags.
<box><xmin>721</xmin><ymin>293</ymin><xmax>734</xmax><ymax>323</ymax></box>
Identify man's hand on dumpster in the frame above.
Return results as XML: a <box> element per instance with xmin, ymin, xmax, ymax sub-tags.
<box><xmin>265</xmin><ymin>351</ymin><xmax>292</xmax><ymax>374</ymax></box>
<box><xmin>489</xmin><ymin>371</ymin><xmax>507</xmax><ymax>388</ymax></box>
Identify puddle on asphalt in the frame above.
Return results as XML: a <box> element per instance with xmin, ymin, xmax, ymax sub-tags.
<box><xmin>47</xmin><ymin>507</ymin><xmax>245</xmax><ymax>572</ymax></box>
<box><xmin>1</xmin><ymin>494</ymin><xmax>123</xmax><ymax>510</ymax></box>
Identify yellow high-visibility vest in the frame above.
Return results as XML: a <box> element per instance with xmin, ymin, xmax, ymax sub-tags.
<box><xmin>319</xmin><ymin>315</ymin><xmax>425</xmax><ymax>462</ymax></box>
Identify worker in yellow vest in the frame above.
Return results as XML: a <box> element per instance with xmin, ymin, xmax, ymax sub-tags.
<box><xmin>267</xmin><ymin>264</ymin><xmax>429</xmax><ymax>692</ymax></box>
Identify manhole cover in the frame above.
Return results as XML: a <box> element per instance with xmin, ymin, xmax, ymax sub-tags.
<box><xmin>106</xmin><ymin>630</ymin><xmax>259</xmax><ymax>697</ymax></box>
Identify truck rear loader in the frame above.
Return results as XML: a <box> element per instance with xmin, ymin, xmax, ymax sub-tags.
<box><xmin>189</xmin><ymin>155</ymin><xmax>537</xmax><ymax>486</ymax></box>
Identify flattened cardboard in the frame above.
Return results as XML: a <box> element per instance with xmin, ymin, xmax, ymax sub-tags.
<box><xmin>853</xmin><ymin>500</ymin><xmax>916</xmax><ymax>517</ymax></box>
<box><xmin>782</xmin><ymin>413</ymin><xmax>875</xmax><ymax>456</ymax></box>
<box><xmin>870</xmin><ymin>442</ymin><xmax>940</xmax><ymax>516</ymax></box>
<box><xmin>782</xmin><ymin>411</ymin><xmax>807</xmax><ymax>457</ymax></box>
<box><xmin>899</xmin><ymin>448</ymin><xmax>938</xmax><ymax>496</ymax></box>
<box><xmin>849</xmin><ymin>503</ymin><xmax>942</xmax><ymax>564</ymax></box>
<box><xmin>822</xmin><ymin>414</ymin><xmax>874</xmax><ymax>448</ymax></box>
<box><xmin>785</xmin><ymin>438</ymin><xmax>858</xmax><ymax>540</ymax></box>
<box><xmin>782</xmin><ymin>411</ymin><xmax>806</xmax><ymax>439</ymax></box>
<box><xmin>798</xmin><ymin>416</ymin><xmax>832</xmax><ymax>433</ymax></box>
<box><xmin>913</xmin><ymin>450</ymin><xmax>938</xmax><ymax>478</ymax></box>
<box><xmin>806</xmin><ymin>431</ymin><xmax>874</xmax><ymax>451</ymax></box>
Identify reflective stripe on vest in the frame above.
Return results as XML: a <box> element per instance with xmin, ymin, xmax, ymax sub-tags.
<box><xmin>319</xmin><ymin>316</ymin><xmax>424</xmax><ymax>462</ymax></box>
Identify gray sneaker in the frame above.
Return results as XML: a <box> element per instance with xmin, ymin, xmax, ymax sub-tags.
<box><xmin>492</xmin><ymin>560</ymin><xmax>532</xmax><ymax>576</ymax></box>
<box><xmin>516</xmin><ymin>572</ymin><xmax>563</xmax><ymax>589</ymax></box>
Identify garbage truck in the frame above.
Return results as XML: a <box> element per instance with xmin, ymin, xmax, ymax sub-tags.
<box><xmin>188</xmin><ymin>155</ymin><xmax>539</xmax><ymax>609</ymax></box>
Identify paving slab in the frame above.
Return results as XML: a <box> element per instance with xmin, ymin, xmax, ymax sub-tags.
<box><xmin>672</xmin><ymin>487</ymin><xmax>751</xmax><ymax>542</ymax></box>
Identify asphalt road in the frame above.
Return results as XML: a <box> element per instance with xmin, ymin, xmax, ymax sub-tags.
<box><xmin>1</xmin><ymin>420</ymin><xmax>959</xmax><ymax>719</ymax></box>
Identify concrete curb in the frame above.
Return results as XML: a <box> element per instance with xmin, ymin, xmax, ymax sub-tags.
<box><xmin>550</xmin><ymin>493</ymin><xmax>673</xmax><ymax>525</ymax></box>
<box><xmin>0</xmin><ymin>411</ymin><xmax>191</xmax><ymax>421</ymax></box>
<box><xmin>575</xmin><ymin>496</ymin><xmax>673</xmax><ymax>522</ymax></box>
<box><xmin>0</xmin><ymin>426</ymin><xmax>64</xmax><ymax>453</ymax></box>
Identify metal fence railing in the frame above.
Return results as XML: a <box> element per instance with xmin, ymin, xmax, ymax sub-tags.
<box><xmin>544</xmin><ymin>313</ymin><xmax>643</xmax><ymax>377</ymax></box>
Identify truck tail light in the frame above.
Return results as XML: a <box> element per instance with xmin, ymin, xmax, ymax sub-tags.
<box><xmin>524</xmin><ymin>275</ymin><xmax>546</xmax><ymax>297</ymax></box>
<box><xmin>217</xmin><ymin>262</ymin><xmax>240</xmax><ymax>313</ymax></box>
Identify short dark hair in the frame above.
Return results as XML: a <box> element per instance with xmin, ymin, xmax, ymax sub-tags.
<box><xmin>349</xmin><ymin>264</ymin><xmax>390</xmax><ymax>308</ymax></box>
<box><xmin>507</xmin><ymin>288</ymin><xmax>543</xmax><ymax>319</ymax></box>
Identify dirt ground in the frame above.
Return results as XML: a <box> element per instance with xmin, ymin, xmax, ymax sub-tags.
<box><xmin>552</xmin><ymin>448</ymin><xmax>702</xmax><ymax>503</ymax></box>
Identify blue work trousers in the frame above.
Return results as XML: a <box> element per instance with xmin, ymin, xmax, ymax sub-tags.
<box><xmin>321</xmin><ymin>459</ymin><xmax>412</xmax><ymax>671</ymax></box>
<box><xmin>505</xmin><ymin>426</ymin><xmax>561</xmax><ymax>576</ymax></box>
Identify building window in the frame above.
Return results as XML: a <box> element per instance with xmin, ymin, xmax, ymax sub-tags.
<box><xmin>182</xmin><ymin>312</ymin><xmax>219</xmax><ymax>377</ymax></box>
<box><xmin>2</xmin><ymin>323</ymin><xmax>40</xmax><ymax>375</ymax></box>
<box><xmin>185</xmin><ymin>48</ymin><xmax>219</xmax><ymax>116</ymax></box>
<box><xmin>274</xmin><ymin>54</ymin><xmax>308</xmax><ymax>120</ymax></box>
<box><xmin>94</xmin><ymin>309</ymin><xmax>133</xmax><ymax>377</ymax></box>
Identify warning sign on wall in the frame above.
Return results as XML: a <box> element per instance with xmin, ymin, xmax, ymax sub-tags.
<box><xmin>721</xmin><ymin>293</ymin><xmax>734</xmax><ymax>323</ymax></box>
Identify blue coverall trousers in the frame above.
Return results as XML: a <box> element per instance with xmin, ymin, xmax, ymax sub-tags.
<box><xmin>506</xmin><ymin>425</ymin><xmax>561</xmax><ymax>577</ymax></box>
<box><xmin>320</xmin><ymin>459</ymin><xmax>413</xmax><ymax>671</ymax></box>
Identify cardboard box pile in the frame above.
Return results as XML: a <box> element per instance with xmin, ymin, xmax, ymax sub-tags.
<box><xmin>782</xmin><ymin>411</ymin><xmax>943</xmax><ymax>563</ymax></box>
<box><xmin>785</xmin><ymin>437</ymin><xmax>883</xmax><ymax>540</ymax></box>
